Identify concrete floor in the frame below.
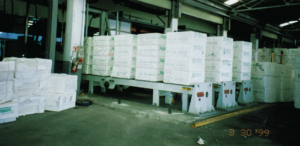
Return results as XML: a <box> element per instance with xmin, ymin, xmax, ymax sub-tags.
<box><xmin>1</xmin><ymin>89</ymin><xmax>300</xmax><ymax>146</ymax></box>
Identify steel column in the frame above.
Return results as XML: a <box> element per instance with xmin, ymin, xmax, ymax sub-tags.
<box><xmin>45</xmin><ymin>0</ymin><xmax>58</xmax><ymax>73</ymax></box>
<box><xmin>251</xmin><ymin>33</ymin><xmax>259</xmax><ymax>61</ymax></box>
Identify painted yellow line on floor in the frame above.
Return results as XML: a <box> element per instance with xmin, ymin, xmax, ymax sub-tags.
<box><xmin>191</xmin><ymin>104</ymin><xmax>273</xmax><ymax>128</ymax></box>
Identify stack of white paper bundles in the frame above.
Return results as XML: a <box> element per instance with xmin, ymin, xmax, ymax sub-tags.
<box><xmin>278</xmin><ymin>65</ymin><xmax>293</xmax><ymax>102</ymax></box>
<box><xmin>164</xmin><ymin>31</ymin><xmax>207</xmax><ymax>85</ymax></box>
<box><xmin>205</xmin><ymin>37</ymin><xmax>233</xmax><ymax>83</ymax></box>
<box><xmin>251</xmin><ymin>62</ymin><xmax>281</xmax><ymax>103</ymax></box>
<box><xmin>232</xmin><ymin>41</ymin><xmax>252</xmax><ymax>82</ymax></box>
<box><xmin>111</xmin><ymin>35</ymin><xmax>137</xmax><ymax>79</ymax></box>
<box><xmin>3</xmin><ymin>57</ymin><xmax>52</xmax><ymax>116</ymax></box>
<box><xmin>273</xmin><ymin>49</ymin><xmax>288</xmax><ymax>64</ymax></box>
<box><xmin>257</xmin><ymin>49</ymin><xmax>271</xmax><ymax>62</ymax></box>
<box><xmin>45</xmin><ymin>74</ymin><xmax>77</xmax><ymax>111</ymax></box>
<box><xmin>286</xmin><ymin>49</ymin><xmax>299</xmax><ymax>68</ymax></box>
<box><xmin>294</xmin><ymin>55</ymin><xmax>300</xmax><ymax>108</ymax></box>
<box><xmin>135</xmin><ymin>33</ymin><xmax>166</xmax><ymax>81</ymax></box>
<box><xmin>0</xmin><ymin>61</ymin><xmax>19</xmax><ymax>124</ymax></box>
<box><xmin>82</xmin><ymin>37</ymin><xmax>93</xmax><ymax>74</ymax></box>
<box><xmin>92</xmin><ymin>36</ymin><xmax>114</xmax><ymax>76</ymax></box>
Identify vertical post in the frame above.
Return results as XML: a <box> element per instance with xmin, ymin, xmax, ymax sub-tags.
<box><xmin>153</xmin><ymin>89</ymin><xmax>160</xmax><ymax>106</ymax></box>
<box><xmin>85</xmin><ymin>4</ymin><xmax>89</xmax><ymax>37</ymax></box>
<box><xmin>45</xmin><ymin>0</ymin><xmax>58</xmax><ymax>73</ymax></box>
<box><xmin>217</xmin><ymin>25</ymin><xmax>221</xmax><ymax>36</ymax></box>
<box><xmin>116</xmin><ymin>11</ymin><xmax>119</xmax><ymax>35</ymax></box>
<box><xmin>223</xmin><ymin>30</ymin><xmax>228</xmax><ymax>37</ymax></box>
<box><xmin>182</xmin><ymin>93</ymin><xmax>188</xmax><ymax>112</ymax></box>
<box><xmin>89</xmin><ymin>80</ymin><xmax>94</xmax><ymax>93</ymax></box>
<box><xmin>251</xmin><ymin>33</ymin><xmax>259</xmax><ymax>62</ymax></box>
<box><xmin>99</xmin><ymin>12</ymin><xmax>106</xmax><ymax>35</ymax></box>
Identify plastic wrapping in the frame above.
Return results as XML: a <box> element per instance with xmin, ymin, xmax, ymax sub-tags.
<box><xmin>232</xmin><ymin>72</ymin><xmax>251</xmax><ymax>82</ymax></box>
<box><xmin>253</xmin><ymin>88</ymin><xmax>279</xmax><ymax>103</ymax></box>
<box><xmin>232</xmin><ymin>61</ymin><xmax>251</xmax><ymax>72</ymax></box>
<box><xmin>92</xmin><ymin>65</ymin><xmax>112</xmax><ymax>76</ymax></box>
<box><xmin>92</xmin><ymin>56</ymin><xmax>114</xmax><ymax>66</ymax></box>
<box><xmin>205</xmin><ymin>60</ymin><xmax>232</xmax><ymax>72</ymax></box>
<box><xmin>136</xmin><ymin>57</ymin><xmax>164</xmax><ymax>69</ymax></box>
<box><xmin>82</xmin><ymin>65</ymin><xmax>92</xmax><ymax>74</ymax></box>
<box><xmin>165</xmin><ymin>57</ymin><xmax>205</xmax><ymax>72</ymax></box>
<box><xmin>111</xmin><ymin>67</ymin><xmax>136</xmax><ymax>79</ymax></box>
<box><xmin>0</xmin><ymin>61</ymin><xmax>15</xmax><ymax>82</ymax></box>
<box><xmin>114</xmin><ymin>46</ymin><xmax>137</xmax><ymax>57</ymax></box>
<box><xmin>166</xmin><ymin>31</ymin><xmax>207</xmax><ymax>45</ymax></box>
<box><xmin>113</xmin><ymin>56</ymin><xmax>136</xmax><ymax>68</ymax></box>
<box><xmin>13</xmin><ymin>77</ymin><xmax>51</xmax><ymax>98</ymax></box>
<box><xmin>281</xmin><ymin>65</ymin><xmax>293</xmax><ymax>77</ymax></box>
<box><xmin>114</xmin><ymin>35</ymin><xmax>137</xmax><ymax>46</ymax></box>
<box><xmin>135</xmin><ymin>68</ymin><xmax>164</xmax><ymax>81</ymax></box>
<box><xmin>165</xmin><ymin>45</ymin><xmax>205</xmax><ymax>58</ymax></box>
<box><xmin>93</xmin><ymin>36</ymin><xmax>114</xmax><ymax>46</ymax></box>
<box><xmin>48</xmin><ymin>74</ymin><xmax>77</xmax><ymax>94</ymax></box>
<box><xmin>12</xmin><ymin>96</ymin><xmax>46</xmax><ymax>116</ymax></box>
<box><xmin>233</xmin><ymin>41</ymin><xmax>252</xmax><ymax>62</ymax></box>
<box><xmin>251</xmin><ymin>74</ymin><xmax>279</xmax><ymax>89</ymax></box>
<box><xmin>83</xmin><ymin>55</ymin><xmax>93</xmax><ymax>65</ymax></box>
<box><xmin>93</xmin><ymin>46</ymin><xmax>114</xmax><ymax>56</ymax></box>
<box><xmin>164</xmin><ymin>70</ymin><xmax>205</xmax><ymax>85</ymax></box>
<box><xmin>45</xmin><ymin>91</ymin><xmax>76</xmax><ymax>112</ymax></box>
<box><xmin>137</xmin><ymin>45</ymin><xmax>165</xmax><ymax>57</ymax></box>
<box><xmin>0</xmin><ymin>101</ymin><xmax>18</xmax><ymax>124</ymax></box>
<box><xmin>137</xmin><ymin>33</ymin><xmax>166</xmax><ymax>46</ymax></box>
<box><xmin>0</xmin><ymin>81</ymin><xmax>13</xmax><ymax>104</ymax></box>
<box><xmin>257</xmin><ymin>49</ymin><xmax>271</xmax><ymax>62</ymax></box>
<box><xmin>206</xmin><ymin>37</ymin><xmax>233</xmax><ymax>61</ymax></box>
<box><xmin>251</xmin><ymin>62</ymin><xmax>281</xmax><ymax>77</ymax></box>
<box><xmin>205</xmin><ymin>71</ymin><xmax>232</xmax><ymax>83</ymax></box>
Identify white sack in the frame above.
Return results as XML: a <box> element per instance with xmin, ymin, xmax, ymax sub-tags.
<box><xmin>48</xmin><ymin>74</ymin><xmax>77</xmax><ymax>94</ymax></box>
<box><xmin>13</xmin><ymin>77</ymin><xmax>51</xmax><ymax>98</ymax></box>
<box><xmin>45</xmin><ymin>91</ymin><xmax>76</xmax><ymax>112</ymax></box>
<box><xmin>12</xmin><ymin>96</ymin><xmax>46</xmax><ymax>116</ymax></box>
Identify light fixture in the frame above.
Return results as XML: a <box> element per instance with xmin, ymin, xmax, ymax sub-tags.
<box><xmin>279</xmin><ymin>22</ymin><xmax>289</xmax><ymax>27</ymax></box>
<box><xmin>225</xmin><ymin>0</ymin><xmax>238</xmax><ymax>5</ymax></box>
<box><xmin>28</xmin><ymin>23</ymin><xmax>33</xmax><ymax>26</ymax></box>
<box><xmin>289</xmin><ymin>20</ymin><xmax>298</xmax><ymax>24</ymax></box>
<box><xmin>28</xmin><ymin>20</ymin><xmax>34</xmax><ymax>23</ymax></box>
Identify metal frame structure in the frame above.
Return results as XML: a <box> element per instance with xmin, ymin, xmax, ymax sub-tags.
<box><xmin>81</xmin><ymin>75</ymin><xmax>215</xmax><ymax>114</ymax></box>
<box><xmin>212</xmin><ymin>81</ymin><xmax>238</xmax><ymax>110</ymax></box>
<box><xmin>236</xmin><ymin>80</ymin><xmax>255</xmax><ymax>104</ymax></box>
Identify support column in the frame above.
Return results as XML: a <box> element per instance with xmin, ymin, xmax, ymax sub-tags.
<box><xmin>63</xmin><ymin>0</ymin><xmax>86</xmax><ymax>92</ymax></box>
<box><xmin>251</xmin><ymin>33</ymin><xmax>259</xmax><ymax>62</ymax></box>
<box><xmin>165</xmin><ymin>0</ymin><xmax>181</xmax><ymax>33</ymax></box>
<box><xmin>182</xmin><ymin>93</ymin><xmax>188</xmax><ymax>112</ymax></box>
<box><xmin>153</xmin><ymin>89</ymin><xmax>160</xmax><ymax>106</ymax></box>
<box><xmin>45</xmin><ymin>0</ymin><xmax>58</xmax><ymax>73</ymax></box>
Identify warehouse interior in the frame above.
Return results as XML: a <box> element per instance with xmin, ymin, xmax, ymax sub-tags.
<box><xmin>1</xmin><ymin>0</ymin><xmax>300</xmax><ymax>145</ymax></box>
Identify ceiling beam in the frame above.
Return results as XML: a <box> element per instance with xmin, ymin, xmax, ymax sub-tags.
<box><xmin>234</xmin><ymin>2</ymin><xmax>300</xmax><ymax>12</ymax></box>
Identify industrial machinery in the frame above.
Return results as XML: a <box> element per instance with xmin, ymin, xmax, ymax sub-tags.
<box><xmin>212</xmin><ymin>81</ymin><xmax>238</xmax><ymax>110</ymax></box>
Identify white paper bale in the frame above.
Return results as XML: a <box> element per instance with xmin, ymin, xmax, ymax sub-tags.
<box><xmin>93</xmin><ymin>46</ymin><xmax>114</xmax><ymax>56</ymax></box>
<box><xmin>114</xmin><ymin>46</ymin><xmax>137</xmax><ymax>57</ymax></box>
<box><xmin>45</xmin><ymin>91</ymin><xmax>76</xmax><ymax>112</ymax></box>
<box><xmin>111</xmin><ymin>67</ymin><xmax>136</xmax><ymax>79</ymax></box>
<box><xmin>257</xmin><ymin>49</ymin><xmax>271</xmax><ymax>62</ymax></box>
<box><xmin>294</xmin><ymin>81</ymin><xmax>300</xmax><ymax>94</ymax></box>
<box><xmin>114</xmin><ymin>35</ymin><xmax>137</xmax><ymax>46</ymax></box>
<box><xmin>233</xmin><ymin>41</ymin><xmax>252</xmax><ymax>61</ymax></box>
<box><xmin>93</xmin><ymin>36</ymin><xmax>114</xmax><ymax>46</ymax></box>
<box><xmin>12</xmin><ymin>96</ymin><xmax>46</xmax><ymax>116</ymax></box>
<box><xmin>13</xmin><ymin>77</ymin><xmax>51</xmax><ymax>98</ymax></box>
<box><xmin>205</xmin><ymin>71</ymin><xmax>232</xmax><ymax>83</ymax></box>
<box><xmin>165</xmin><ymin>45</ymin><xmax>205</xmax><ymax>58</ymax></box>
<box><xmin>294</xmin><ymin>69</ymin><xmax>300</xmax><ymax>82</ymax></box>
<box><xmin>232</xmin><ymin>61</ymin><xmax>251</xmax><ymax>72</ymax></box>
<box><xmin>287</xmin><ymin>49</ymin><xmax>300</xmax><ymax>56</ymax></box>
<box><xmin>92</xmin><ymin>56</ymin><xmax>114</xmax><ymax>66</ymax></box>
<box><xmin>279</xmin><ymin>89</ymin><xmax>293</xmax><ymax>102</ymax></box>
<box><xmin>165</xmin><ymin>57</ymin><xmax>205</xmax><ymax>72</ymax></box>
<box><xmin>77</xmin><ymin>46</ymin><xmax>85</xmax><ymax>59</ymax></box>
<box><xmin>251</xmin><ymin>74</ymin><xmax>279</xmax><ymax>89</ymax></box>
<box><xmin>281</xmin><ymin>65</ymin><xmax>293</xmax><ymax>77</ymax></box>
<box><xmin>274</xmin><ymin>49</ymin><xmax>288</xmax><ymax>55</ymax></box>
<box><xmin>279</xmin><ymin>77</ymin><xmax>293</xmax><ymax>89</ymax></box>
<box><xmin>232</xmin><ymin>72</ymin><xmax>251</xmax><ymax>82</ymax></box>
<box><xmin>206</xmin><ymin>48</ymin><xmax>233</xmax><ymax>61</ymax></box>
<box><xmin>205</xmin><ymin>60</ymin><xmax>232</xmax><ymax>72</ymax></box>
<box><xmin>137</xmin><ymin>45</ymin><xmax>165</xmax><ymax>57</ymax></box>
<box><xmin>135</xmin><ymin>68</ymin><xmax>164</xmax><ymax>81</ymax></box>
<box><xmin>253</xmin><ymin>88</ymin><xmax>279</xmax><ymax>103</ymax></box>
<box><xmin>274</xmin><ymin>55</ymin><xmax>288</xmax><ymax>64</ymax></box>
<box><xmin>113</xmin><ymin>56</ymin><xmax>136</xmax><ymax>68</ymax></box>
<box><xmin>84</xmin><ymin>37</ymin><xmax>93</xmax><ymax>46</ymax></box>
<box><xmin>0</xmin><ymin>81</ymin><xmax>13</xmax><ymax>104</ymax></box>
<box><xmin>48</xmin><ymin>74</ymin><xmax>77</xmax><ymax>94</ymax></box>
<box><xmin>0</xmin><ymin>61</ymin><xmax>15</xmax><ymax>82</ymax></box>
<box><xmin>137</xmin><ymin>33</ymin><xmax>166</xmax><ymax>46</ymax></box>
<box><xmin>251</xmin><ymin>62</ymin><xmax>281</xmax><ymax>77</ymax></box>
<box><xmin>164</xmin><ymin>70</ymin><xmax>205</xmax><ymax>85</ymax></box>
<box><xmin>83</xmin><ymin>55</ymin><xmax>93</xmax><ymax>65</ymax></box>
<box><xmin>92</xmin><ymin>65</ymin><xmax>112</xmax><ymax>76</ymax></box>
<box><xmin>166</xmin><ymin>31</ymin><xmax>207</xmax><ymax>45</ymax></box>
<box><xmin>136</xmin><ymin>57</ymin><xmax>164</xmax><ymax>69</ymax></box>
<box><xmin>84</xmin><ymin>46</ymin><xmax>93</xmax><ymax>56</ymax></box>
<box><xmin>295</xmin><ymin>55</ymin><xmax>300</xmax><ymax>69</ymax></box>
<box><xmin>82</xmin><ymin>65</ymin><xmax>92</xmax><ymax>74</ymax></box>
<box><xmin>0</xmin><ymin>101</ymin><xmax>18</xmax><ymax>124</ymax></box>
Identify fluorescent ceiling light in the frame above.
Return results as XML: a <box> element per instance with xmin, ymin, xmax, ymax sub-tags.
<box><xmin>225</xmin><ymin>0</ymin><xmax>238</xmax><ymax>5</ymax></box>
<box><xmin>28</xmin><ymin>23</ymin><xmax>33</xmax><ymax>26</ymax></box>
<box><xmin>28</xmin><ymin>20</ymin><xmax>34</xmax><ymax>23</ymax></box>
<box><xmin>289</xmin><ymin>20</ymin><xmax>298</xmax><ymax>24</ymax></box>
<box><xmin>279</xmin><ymin>23</ymin><xmax>289</xmax><ymax>27</ymax></box>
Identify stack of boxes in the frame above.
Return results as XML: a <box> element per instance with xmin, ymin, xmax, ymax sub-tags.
<box><xmin>205</xmin><ymin>37</ymin><xmax>233</xmax><ymax>83</ymax></box>
<box><xmin>164</xmin><ymin>31</ymin><xmax>207</xmax><ymax>85</ymax></box>
<box><xmin>135</xmin><ymin>33</ymin><xmax>166</xmax><ymax>81</ymax></box>
<box><xmin>286</xmin><ymin>49</ymin><xmax>299</xmax><ymax>68</ymax></box>
<box><xmin>82</xmin><ymin>37</ymin><xmax>94</xmax><ymax>74</ymax></box>
<box><xmin>232</xmin><ymin>41</ymin><xmax>252</xmax><ymax>82</ymax></box>
<box><xmin>111</xmin><ymin>35</ymin><xmax>137</xmax><ymax>79</ymax></box>
<box><xmin>92</xmin><ymin>36</ymin><xmax>114</xmax><ymax>76</ymax></box>
<box><xmin>294</xmin><ymin>55</ymin><xmax>300</xmax><ymax>108</ymax></box>
<box><xmin>273</xmin><ymin>49</ymin><xmax>288</xmax><ymax>64</ymax></box>
<box><xmin>257</xmin><ymin>49</ymin><xmax>271</xmax><ymax>62</ymax></box>
<box><xmin>0</xmin><ymin>61</ymin><xmax>18</xmax><ymax>124</ymax></box>
<box><xmin>3</xmin><ymin>57</ymin><xmax>52</xmax><ymax>116</ymax></box>
<box><xmin>279</xmin><ymin>65</ymin><xmax>294</xmax><ymax>102</ymax></box>
<box><xmin>251</xmin><ymin>62</ymin><xmax>281</xmax><ymax>103</ymax></box>
<box><xmin>45</xmin><ymin>74</ymin><xmax>77</xmax><ymax>111</ymax></box>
